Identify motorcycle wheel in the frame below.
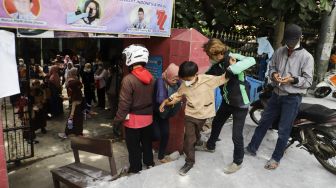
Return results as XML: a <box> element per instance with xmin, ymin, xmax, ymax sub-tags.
<box><xmin>314</xmin><ymin>87</ymin><xmax>332</xmax><ymax>98</ymax></box>
<box><xmin>313</xmin><ymin>131</ymin><xmax>336</xmax><ymax>175</ymax></box>
<box><xmin>249</xmin><ymin>106</ymin><xmax>263</xmax><ymax>125</ymax></box>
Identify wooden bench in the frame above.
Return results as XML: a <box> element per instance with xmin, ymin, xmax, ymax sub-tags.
<box><xmin>50</xmin><ymin>137</ymin><xmax>118</xmax><ymax>188</ymax></box>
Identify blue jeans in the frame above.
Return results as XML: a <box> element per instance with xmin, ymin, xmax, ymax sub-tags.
<box><xmin>247</xmin><ymin>93</ymin><xmax>302</xmax><ymax>162</ymax></box>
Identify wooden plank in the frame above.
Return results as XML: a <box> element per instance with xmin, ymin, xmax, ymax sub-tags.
<box><xmin>70</xmin><ymin>137</ymin><xmax>114</xmax><ymax>157</ymax></box>
<box><xmin>65</xmin><ymin>163</ymin><xmax>113</xmax><ymax>180</ymax></box>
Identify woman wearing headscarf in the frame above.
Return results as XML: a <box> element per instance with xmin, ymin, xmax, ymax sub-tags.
<box><xmin>81</xmin><ymin>63</ymin><xmax>95</xmax><ymax>110</ymax></box>
<box><xmin>153</xmin><ymin>63</ymin><xmax>181</xmax><ymax>163</ymax></box>
<box><xmin>58</xmin><ymin>68</ymin><xmax>84</xmax><ymax>139</ymax></box>
<box><xmin>94</xmin><ymin>63</ymin><xmax>108</xmax><ymax>109</ymax></box>
<box><xmin>48</xmin><ymin>65</ymin><xmax>63</xmax><ymax>117</ymax></box>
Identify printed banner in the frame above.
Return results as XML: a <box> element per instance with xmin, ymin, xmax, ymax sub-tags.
<box><xmin>0</xmin><ymin>0</ymin><xmax>173</xmax><ymax>37</ymax></box>
<box><xmin>16</xmin><ymin>29</ymin><xmax>150</xmax><ymax>38</ymax></box>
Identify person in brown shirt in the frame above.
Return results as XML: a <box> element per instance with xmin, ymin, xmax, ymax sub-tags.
<box><xmin>160</xmin><ymin>61</ymin><xmax>228</xmax><ymax>176</ymax></box>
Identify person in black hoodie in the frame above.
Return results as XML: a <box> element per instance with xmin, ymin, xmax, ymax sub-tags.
<box><xmin>197</xmin><ymin>38</ymin><xmax>256</xmax><ymax>174</ymax></box>
<box><xmin>112</xmin><ymin>44</ymin><xmax>155</xmax><ymax>174</ymax></box>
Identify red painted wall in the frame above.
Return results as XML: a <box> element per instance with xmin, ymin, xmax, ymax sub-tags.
<box><xmin>0</xmin><ymin>109</ymin><xmax>9</xmax><ymax>188</ymax></box>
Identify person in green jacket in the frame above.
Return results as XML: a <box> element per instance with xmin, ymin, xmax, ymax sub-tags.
<box><xmin>197</xmin><ymin>38</ymin><xmax>256</xmax><ymax>174</ymax></box>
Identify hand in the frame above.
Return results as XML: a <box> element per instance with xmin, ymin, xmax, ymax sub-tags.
<box><xmin>272</xmin><ymin>72</ymin><xmax>282</xmax><ymax>83</ymax></box>
<box><xmin>229</xmin><ymin>57</ymin><xmax>237</xmax><ymax>65</ymax></box>
<box><xmin>159</xmin><ymin>101</ymin><xmax>166</xmax><ymax>112</ymax></box>
<box><xmin>278</xmin><ymin>76</ymin><xmax>294</xmax><ymax>84</ymax></box>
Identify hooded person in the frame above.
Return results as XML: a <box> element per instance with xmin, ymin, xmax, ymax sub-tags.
<box><xmin>112</xmin><ymin>44</ymin><xmax>155</xmax><ymax>173</ymax></box>
<box><xmin>153</xmin><ymin>63</ymin><xmax>181</xmax><ymax>163</ymax></box>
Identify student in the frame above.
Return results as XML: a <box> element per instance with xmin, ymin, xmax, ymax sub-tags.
<box><xmin>199</xmin><ymin>38</ymin><xmax>256</xmax><ymax>174</ymax></box>
<box><xmin>112</xmin><ymin>44</ymin><xmax>155</xmax><ymax>174</ymax></box>
<box><xmin>160</xmin><ymin>61</ymin><xmax>228</xmax><ymax>176</ymax></box>
<box><xmin>58</xmin><ymin>68</ymin><xmax>85</xmax><ymax>139</ymax></box>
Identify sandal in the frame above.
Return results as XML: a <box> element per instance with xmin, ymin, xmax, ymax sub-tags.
<box><xmin>264</xmin><ymin>159</ymin><xmax>279</xmax><ymax>170</ymax></box>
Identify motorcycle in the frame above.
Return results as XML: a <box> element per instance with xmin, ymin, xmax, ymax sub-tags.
<box><xmin>314</xmin><ymin>70</ymin><xmax>336</xmax><ymax>98</ymax></box>
<box><xmin>249</xmin><ymin>87</ymin><xmax>336</xmax><ymax>175</ymax></box>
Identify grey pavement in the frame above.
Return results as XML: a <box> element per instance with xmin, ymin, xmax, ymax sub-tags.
<box><xmin>7</xmin><ymin>95</ymin><xmax>336</xmax><ymax>188</ymax></box>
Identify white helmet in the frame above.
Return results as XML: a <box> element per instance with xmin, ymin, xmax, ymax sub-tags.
<box><xmin>122</xmin><ymin>44</ymin><xmax>149</xmax><ymax>66</ymax></box>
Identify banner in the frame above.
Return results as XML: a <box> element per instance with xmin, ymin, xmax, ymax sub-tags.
<box><xmin>16</xmin><ymin>29</ymin><xmax>150</xmax><ymax>38</ymax></box>
<box><xmin>0</xmin><ymin>0</ymin><xmax>173</xmax><ymax>37</ymax></box>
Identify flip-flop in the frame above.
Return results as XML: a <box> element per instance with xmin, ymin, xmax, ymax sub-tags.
<box><xmin>264</xmin><ymin>159</ymin><xmax>279</xmax><ymax>170</ymax></box>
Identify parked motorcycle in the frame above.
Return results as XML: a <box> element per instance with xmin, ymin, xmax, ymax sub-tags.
<box><xmin>249</xmin><ymin>88</ymin><xmax>336</xmax><ymax>175</ymax></box>
<box><xmin>314</xmin><ymin>70</ymin><xmax>336</xmax><ymax>98</ymax></box>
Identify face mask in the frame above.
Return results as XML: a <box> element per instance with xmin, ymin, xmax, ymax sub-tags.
<box><xmin>210</xmin><ymin>59</ymin><xmax>218</xmax><ymax>65</ymax></box>
<box><xmin>184</xmin><ymin>76</ymin><xmax>196</xmax><ymax>87</ymax></box>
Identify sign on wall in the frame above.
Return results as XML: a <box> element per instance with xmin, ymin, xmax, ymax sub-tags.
<box><xmin>146</xmin><ymin>55</ymin><xmax>163</xmax><ymax>79</ymax></box>
<box><xmin>0</xmin><ymin>0</ymin><xmax>173</xmax><ymax>37</ymax></box>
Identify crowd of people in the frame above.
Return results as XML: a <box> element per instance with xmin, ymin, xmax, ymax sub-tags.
<box><xmin>13</xmin><ymin>53</ymin><xmax>122</xmax><ymax>141</ymax></box>
<box><xmin>111</xmin><ymin>23</ymin><xmax>314</xmax><ymax>176</ymax></box>
<box><xmin>11</xmin><ymin>23</ymin><xmax>315</xmax><ymax>177</ymax></box>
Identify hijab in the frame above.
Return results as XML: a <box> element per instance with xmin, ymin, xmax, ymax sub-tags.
<box><xmin>162</xmin><ymin>63</ymin><xmax>179</xmax><ymax>86</ymax></box>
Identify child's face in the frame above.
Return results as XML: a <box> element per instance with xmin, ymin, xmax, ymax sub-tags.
<box><xmin>181</xmin><ymin>75</ymin><xmax>197</xmax><ymax>87</ymax></box>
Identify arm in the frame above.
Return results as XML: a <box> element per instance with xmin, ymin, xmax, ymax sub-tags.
<box><xmin>228</xmin><ymin>53</ymin><xmax>256</xmax><ymax>74</ymax></box>
<box><xmin>208</xmin><ymin>73</ymin><xmax>229</xmax><ymax>89</ymax></box>
<box><xmin>293</xmin><ymin>55</ymin><xmax>314</xmax><ymax>88</ymax></box>
<box><xmin>159</xmin><ymin>92</ymin><xmax>183</xmax><ymax>112</ymax></box>
<box><xmin>114</xmin><ymin>78</ymin><xmax>133</xmax><ymax>122</ymax></box>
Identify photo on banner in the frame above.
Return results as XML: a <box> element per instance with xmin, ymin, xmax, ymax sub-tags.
<box><xmin>0</xmin><ymin>0</ymin><xmax>173</xmax><ymax>37</ymax></box>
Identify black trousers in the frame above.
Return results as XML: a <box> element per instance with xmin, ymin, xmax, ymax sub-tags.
<box><xmin>96</xmin><ymin>87</ymin><xmax>106</xmax><ymax>108</ymax></box>
<box><xmin>206</xmin><ymin>102</ymin><xmax>248</xmax><ymax>165</ymax></box>
<box><xmin>125</xmin><ymin>124</ymin><xmax>154</xmax><ymax>173</ymax></box>
<box><xmin>153</xmin><ymin>115</ymin><xmax>170</xmax><ymax>160</ymax></box>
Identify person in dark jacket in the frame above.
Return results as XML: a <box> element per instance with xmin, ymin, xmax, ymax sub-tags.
<box><xmin>153</xmin><ymin>63</ymin><xmax>181</xmax><ymax>163</ymax></box>
<box><xmin>197</xmin><ymin>38</ymin><xmax>256</xmax><ymax>174</ymax></box>
<box><xmin>112</xmin><ymin>44</ymin><xmax>155</xmax><ymax>174</ymax></box>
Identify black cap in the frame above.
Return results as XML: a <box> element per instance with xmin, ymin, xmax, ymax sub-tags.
<box><xmin>283</xmin><ymin>24</ymin><xmax>302</xmax><ymax>47</ymax></box>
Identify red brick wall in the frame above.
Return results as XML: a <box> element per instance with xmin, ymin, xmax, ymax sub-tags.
<box><xmin>0</xmin><ymin>109</ymin><xmax>9</xmax><ymax>188</ymax></box>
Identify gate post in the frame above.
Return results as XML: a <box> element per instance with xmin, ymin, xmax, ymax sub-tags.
<box><xmin>0</xmin><ymin>108</ymin><xmax>9</xmax><ymax>188</ymax></box>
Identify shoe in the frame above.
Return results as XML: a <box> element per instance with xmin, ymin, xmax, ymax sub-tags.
<box><xmin>58</xmin><ymin>133</ymin><xmax>67</xmax><ymax>139</ymax></box>
<box><xmin>178</xmin><ymin>163</ymin><xmax>193</xmax><ymax>176</ymax></box>
<box><xmin>159</xmin><ymin>157</ymin><xmax>172</xmax><ymax>163</ymax></box>
<box><xmin>244</xmin><ymin>146</ymin><xmax>256</xmax><ymax>156</ymax></box>
<box><xmin>195</xmin><ymin>143</ymin><xmax>215</xmax><ymax>153</ymax></box>
<box><xmin>223</xmin><ymin>163</ymin><xmax>242</xmax><ymax>174</ymax></box>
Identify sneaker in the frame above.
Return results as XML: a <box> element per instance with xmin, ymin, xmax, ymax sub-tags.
<box><xmin>244</xmin><ymin>146</ymin><xmax>256</xmax><ymax>156</ymax></box>
<box><xmin>195</xmin><ymin>143</ymin><xmax>215</xmax><ymax>153</ymax></box>
<box><xmin>223</xmin><ymin>163</ymin><xmax>242</xmax><ymax>174</ymax></box>
<box><xmin>58</xmin><ymin>133</ymin><xmax>67</xmax><ymax>139</ymax></box>
<box><xmin>178</xmin><ymin>163</ymin><xmax>193</xmax><ymax>176</ymax></box>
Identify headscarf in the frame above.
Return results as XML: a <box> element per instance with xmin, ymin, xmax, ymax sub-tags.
<box><xmin>49</xmin><ymin>65</ymin><xmax>60</xmax><ymax>87</ymax></box>
<box><xmin>162</xmin><ymin>63</ymin><xmax>179</xmax><ymax>86</ymax></box>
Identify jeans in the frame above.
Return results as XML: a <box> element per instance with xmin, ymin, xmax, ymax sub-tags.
<box><xmin>247</xmin><ymin>93</ymin><xmax>302</xmax><ymax>162</ymax></box>
<box><xmin>207</xmin><ymin>102</ymin><xmax>248</xmax><ymax>165</ymax></box>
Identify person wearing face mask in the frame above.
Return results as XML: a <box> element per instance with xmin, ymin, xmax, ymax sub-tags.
<box><xmin>159</xmin><ymin>61</ymin><xmax>229</xmax><ymax>176</ymax></box>
<box><xmin>153</xmin><ymin>63</ymin><xmax>181</xmax><ymax>163</ymax></box>
<box><xmin>197</xmin><ymin>38</ymin><xmax>256</xmax><ymax>174</ymax></box>
<box><xmin>245</xmin><ymin>24</ymin><xmax>314</xmax><ymax>170</ymax></box>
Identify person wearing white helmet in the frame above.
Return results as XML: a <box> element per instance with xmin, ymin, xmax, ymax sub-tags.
<box><xmin>113</xmin><ymin>44</ymin><xmax>155</xmax><ymax>173</ymax></box>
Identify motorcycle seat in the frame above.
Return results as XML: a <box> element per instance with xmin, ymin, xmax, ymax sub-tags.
<box><xmin>297</xmin><ymin>103</ymin><xmax>336</xmax><ymax>123</ymax></box>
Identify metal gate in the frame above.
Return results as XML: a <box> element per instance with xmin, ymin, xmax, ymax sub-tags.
<box><xmin>1</xmin><ymin>61</ymin><xmax>34</xmax><ymax>164</ymax></box>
